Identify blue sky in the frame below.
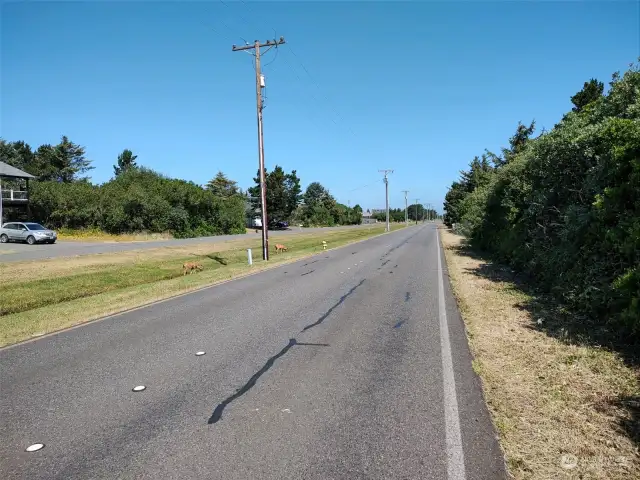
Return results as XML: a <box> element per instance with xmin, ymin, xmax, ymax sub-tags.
<box><xmin>1</xmin><ymin>1</ymin><xmax>638</xmax><ymax>212</ymax></box>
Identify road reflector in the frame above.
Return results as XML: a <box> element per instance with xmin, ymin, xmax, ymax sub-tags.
<box><xmin>195</xmin><ymin>351</ymin><xmax>206</xmax><ymax>356</ymax></box>
<box><xmin>26</xmin><ymin>443</ymin><xmax>45</xmax><ymax>452</ymax></box>
<box><xmin>132</xmin><ymin>385</ymin><xmax>146</xmax><ymax>392</ymax></box>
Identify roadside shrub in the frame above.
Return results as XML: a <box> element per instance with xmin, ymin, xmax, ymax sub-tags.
<box><xmin>453</xmin><ymin>61</ymin><xmax>640</xmax><ymax>338</ymax></box>
<box><xmin>28</xmin><ymin>167</ymin><xmax>247</xmax><ymax>237</ymax></box>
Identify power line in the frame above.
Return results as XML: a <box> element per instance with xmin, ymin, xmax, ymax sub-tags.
<box><xmin>218</xmin><ymin>1</ymin><xmax>358</xmax><ymax>138</ymax></box>
<box><xmin>347</xmin><ymin>180</ymin><xmax>379</xmax><ymax>193</ymax></box>
<box><xmin>285</xmin><ymin>44</ymin><xmax>359</xmax><ymax>138</ymax></box>
<box><xmin>202</xmin><ymin>3</ymin><xmax>370</xmax><ymax>214</ymax></box>
<box><xmin>218</xmin><ymin>0</ymin><xmax>254</xmax><ymax>34</ymax></box>
<box><xmin>206</xmin><ymin>5</ymin><xmax>341</xmax><ymax>136</ymax></box>
<box><xmin>196</xmin><ymin>1</ymin><xmax>248</xmax><ymax>47</ymax></box>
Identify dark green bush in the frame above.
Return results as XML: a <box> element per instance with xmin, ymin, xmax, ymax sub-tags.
<box><xmin>445</xmin><ymin>62</ymin><xmax>640</xmax><ymax>338</ymax></box>
<box><xmin>29</xmin><ymin>167</ymin><xmax>246</xmax><ymax>237</ymax></box>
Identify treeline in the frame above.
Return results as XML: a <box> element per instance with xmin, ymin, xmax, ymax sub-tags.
<box><xmin>443</xmin><ymin>61</ymin><xmax>640</xmax><ymax>338</ymax></box>
<box><xmin>0</xmin><ymin>138</ymin><xmax>247</xmax><ymax>237</ymax></box>
<box><xmin>371</xmin><ymin>204</ymin><xmax>437</xmax><ymax>223</ymax></box>
<box><xmin>0</xmin><ymin>137</ymin><xmax>364</xmax><ymax>236</ymax></box>
<box><xmin>247</xmin><ymin>170</ymin><xmax>363</xmax><ymax>227</ymax></box>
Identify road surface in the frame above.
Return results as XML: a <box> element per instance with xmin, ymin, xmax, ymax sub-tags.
<box><xmin>0</xmin><ymin>224</ymin><xmax>375</xmax><ymax>263</ymax></box>
<box><xmin>0</xmin><ymin>225</ymin><xmax>506</xmax><ymax>479</ymax></box>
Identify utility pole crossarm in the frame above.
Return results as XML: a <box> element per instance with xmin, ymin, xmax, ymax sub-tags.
<box><xmin>232</xmin><ymin>37</ymin><xmax>285</xmax><ymax>52</ymax></box>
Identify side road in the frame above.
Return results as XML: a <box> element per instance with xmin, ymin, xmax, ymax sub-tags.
<box><xmin>0</xmin><ymin>224</ymin><xmax>376</xmax><ymax>262</ymax></box>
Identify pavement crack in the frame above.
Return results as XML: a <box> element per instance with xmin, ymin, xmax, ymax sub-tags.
<box><xmin>208</xmin><ymin>339</ymin><xmax>330</xmax><ymax>424</ymax></box>
<box><xmin>209</xmin><ymin>339</ymin><xmax>297</xmax><ymax>424</ymax></box>
<box><xmin>301</xmin><ymin>270</ymin><xmax>315</xmax><ymax>276</ymax></box>
<box><xmin>379</xmin><ymin>228</ymin><xmax>423</xmax><ymax>258</ymax></box>
<box><xmin>301</xmin><ymin>279</ymin><xmax>366</xmax><ymax>332</ymax></box>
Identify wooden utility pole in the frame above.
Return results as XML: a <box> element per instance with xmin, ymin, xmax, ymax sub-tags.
<box><xmin>415</xmin><ymin>198</ymin><xmax>420</xmax><ymax>225</ymax></box>
<box><xmin>232</xmin><ymin>37</ymin><xmax>285</xmax><ymax>261</ymax></box>
<box><xmin>379</xmin><ymin>170</ymin><xmax>393</xmax><ymax>232</ymax></box>
<box><xmin>401</xmin><ymin>190</ymin><xmax>409</xmax><ymax>226</ymax></box>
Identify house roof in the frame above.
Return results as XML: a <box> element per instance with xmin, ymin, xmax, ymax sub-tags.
<box><xmin>0</xmin><ymin>161</ymin><xmax>36</xmax><ymax>179</ymax></box>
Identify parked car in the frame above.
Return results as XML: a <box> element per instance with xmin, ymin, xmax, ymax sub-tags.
<box><xmin>273</xmin><ymin>221</ymin><xmax>289</xmax><ymax>230</ymax></box>
<box><xmin>0</xmin><ymin>222</ymin><xmax>57</xmax><ymax>245</ymax></box>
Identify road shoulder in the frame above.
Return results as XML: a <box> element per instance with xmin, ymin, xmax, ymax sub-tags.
<box><xmin>436</xmin><ymin>226</ymin><xmax>509</xmax><ymax>480</ymax></box>
<box><xmin>440</xmin><ymin>227</ymin><xmax>639</xmax><ymax>479</ymax></box>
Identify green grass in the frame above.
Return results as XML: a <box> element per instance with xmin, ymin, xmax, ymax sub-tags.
<box><xmin>1</xmin><ymin>261</ymin><xmax>188</xmax><ymax>315</ymax></box>
<box><xmin>0</xmin><ymin>224</ymin><xmax>406</xmax><ymax>347</ymax></box>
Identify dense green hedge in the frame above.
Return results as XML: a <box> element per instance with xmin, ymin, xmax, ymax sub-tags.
<box><xmin>444</xmin><ymin>63</ymin><xmax>640</xmax><ymax>338</ymax></box>
<box><xmin>29</xmin><ymin>167</ymin><xmax>247</xmax><ymax>237</ymax></box>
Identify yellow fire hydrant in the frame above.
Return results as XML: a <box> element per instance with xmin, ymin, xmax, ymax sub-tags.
<box><xmin>322</xmin><ymin>241</ymin><xmax>327</xmax><ymax>250</ymax></box>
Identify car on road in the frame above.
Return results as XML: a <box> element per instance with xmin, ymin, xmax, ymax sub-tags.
<box><xmin>272</xmin><ymin>221</ymin><xmax>289</xmax><ymax>230</ymax></box>
<box><xmin>0</xmin><ymin>222</ymin><xmax>58</xmax><ymax>245</ymax></box>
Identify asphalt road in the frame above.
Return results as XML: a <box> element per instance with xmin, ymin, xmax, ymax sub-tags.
<box><xmin>0</xmin><ymin>224</ymin><xmax>373</xmax><ymax>263</ymax></box>
<box><xmin>0</xmin><ymin>225</ymin><xmax>507</xmax><ymax>479</ymax></box>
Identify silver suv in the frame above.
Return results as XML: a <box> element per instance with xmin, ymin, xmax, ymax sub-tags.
<box><xmin>0</xmin><ymin>222</ymin><xmax>58</xmax><ymax>245</ymax></box>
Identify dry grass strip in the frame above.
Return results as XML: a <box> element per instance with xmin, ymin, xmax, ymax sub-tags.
<box><xmin>440</xmin><ymin>227</ymin><xmax>639</xmax><ymax>479</ymax></box>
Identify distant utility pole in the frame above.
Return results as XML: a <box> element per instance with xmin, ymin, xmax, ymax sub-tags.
<box><xmin>415</xmin><ymin>198</ymin><xmax>420</xmax><ymax>225</ymax></box>
<box><xmin>379</xmin><ymin>170</ymin><xmax>394</xmax><ymax>232</ymax></box>
<box><xmin>401</xmin><ymin>190</ymin><xmax>409</xmax><ymax>226</ymax></box>
<box><xmin>232</xmin><ymin>36</ymin><xmax>286</xmax><ymax>261</ymax></box>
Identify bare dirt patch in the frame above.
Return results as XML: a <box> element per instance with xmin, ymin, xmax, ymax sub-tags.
<box><xmin>440</xmin><ymin>227</ymin><xmax>639</xmax><ymax>479</ymax></box>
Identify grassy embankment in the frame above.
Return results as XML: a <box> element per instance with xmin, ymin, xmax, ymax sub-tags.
<box><xmin>0</xmin><ymin>224</ymin><xmax>404</xmax><ymax>347</ymax></box>
<box><xmin>440</xmin><ymin>227</ymin><xmax>639</xmax><ymax>479</ymax></box>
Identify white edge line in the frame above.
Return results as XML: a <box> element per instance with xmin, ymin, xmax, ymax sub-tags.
<box><xmin>436</xmin><ymin>227</ymin><xmax>467</xmax><ymax>480</ymax></box>
<box><xmin>1</xmin><ymin>225</ymin><xmax>416</xmax><ymax>351</ymax></box>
